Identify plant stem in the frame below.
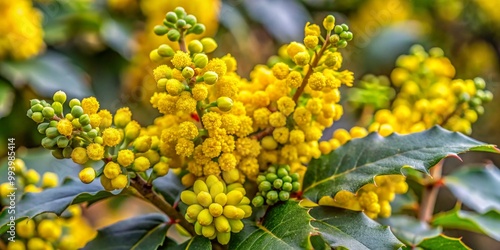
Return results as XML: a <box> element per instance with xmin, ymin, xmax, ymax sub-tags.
<box><xmin>129</xmin><ymin>175</ymin><xmax>196</xmax><ymax>235</ymax></box>
<box><xmin>418</xmin><ymin>160</ymin><xmax>443</xmax><ymax>222</ymax></box>
<box><xmin>178</xmin><ymin>33</ymin><xmax>187</xmax><ymax>53</ymax></box>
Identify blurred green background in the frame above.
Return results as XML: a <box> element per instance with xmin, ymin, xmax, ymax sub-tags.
<box><xmin>1</xmin><ymin>0</ymin><xmax>499</xmax><ymax>248</ymax></box>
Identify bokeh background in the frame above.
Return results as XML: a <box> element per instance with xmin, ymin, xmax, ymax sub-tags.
<box><xmin>1</xmin><ymin>0</ymin><xmax>499</xmax><ymax>249</ymax></box>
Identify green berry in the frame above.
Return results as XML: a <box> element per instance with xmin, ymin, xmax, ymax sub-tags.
<box><xmin>291</xmin><ymin>173</ymin><xmax>300</xmax><ymax>181</ymax></box>
<box><xmin>266</xmin><ymin>190</ymin><xmax>278</xmax><ymax>201</ymax></box>
<box><xmin>42</xmin><ymin>107</ymin><xmax>55</xmax><ymax>119</ymax></box>
<box><xmin>53</xmin><ymin>91</ymin><xmax>67</xmax><ymax>103</ymax></box>
<box><xmin>71</xmin><ymin>106</ymin><xmax>84</xmax><ymax>118</ymax></box>
<box><xmin>266</xmin><ymin>173</ymin><xmax>278</xmax><ymax>182</ymax></box>
<box><xmin>49</xmin><ymin>120</ymin><xmax>58</xmax><ymax>127</ymax></box>
<box><xmin>341</xmin><ymin>24</ymin><xmax>349</xmax><ymax>31</ymax></box>
<box><xmin>82</xmin><ymin>124</ymin><xmax>92</xmax><ymax>132</ymax></box>
<box><xmin>282</xmin><ymin>182</ymin><xmax>293</xmax><ymax>192</ymax></box>
<box><xmin>52</xmin><ymin>148</ymin><xmax>64</xmax><ymax>159</ymax></box>
<box><xmin>41</xmin><ymin>137</ymin><xmax>57</xmax><ymax>149</ymax></box>
<box><xmin>469</xmin><ymin>97</ymin><xmax>482</xmax><ymax>107</ymax></box>
<box><xmin>153</xmin><ymin>25</ymin><xmax>169</xmax><ymax>36</ymax></box>
<box><xmin>94</xmin><ymin>136</ymin><xmax>103</xmax><ymax>145</ymax></box>
<box><xmin>252</xmin><ymin>195</ymin><xmax>264</xmax><ymax>207</ymax></box>
<box><xmin>483</xmin><ymin>90</ymin><xmax>493</xmax><ymax>103</ymax></box>
<box><xmin>337</xmin><ymin>40</ymin><xmax>348</xmax><ymax>48</ymax></box>
<box><xmin>69</xmin><ymin>98</ymin><xmax>81</xmax><ymax>108</ymax></box>
<box><xmin>87</xmin><ymin>129</ymin><xmax>98</xmax><ymax>138</ymax></box>
<box><xmin>45</xmin><ymin>127</ymin><xmax>60</xmax><ymax>139</ymax></box>
<box><xmin>334</xmin><ymin>25</ymin><xmax>343</xmax><ymax>34</ymax></box>
<box><xmin>474</xmin><ymin>77</ymin><xmax>486</xmax><ymax>90</ymax></box>
<box><xmin>258</xmin><ymin>181</ymin><xmax>272</xmax><ymax>192</ymax></box>
<box><xmin>62</xmin><ymin>147</ymin><xmax>73</xmax><ymax>158</ymax></box>
<box><xmin>279</xmin><ymin>191</ymin><xmax>290</xmax><ymax>201</ymax></box>
<box><xmin>26</xmin><ymin>109</ymin><xmax>33</xmax><ymax>118</ymax></box>
<box><xmin>273</xmin><ymin>179</ymin><xmax>283</xmax><ymax>189</ymax></box>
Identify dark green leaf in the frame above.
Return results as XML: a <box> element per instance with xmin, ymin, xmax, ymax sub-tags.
<box><xmin>229</xmin><ymin>201</ymin><xmax>314</xmax><ymax>249</ymax></box>
<box><xmin>415</xmin><ymin>234</ymin><xmax>471</xmax><ymax>250</ymax></box>
<box><xmin>0</xmin><ymin>179</ymin><xmax>114</xmax><ymax>234</ymax></box>
<box><xmin>443</xmin><ymin>165</ymin><xmax>500</xmax><ymax>213</ymax></box>
<box><xmin>0</xmin><ymin>52</ymin><xmax>92</xmax><ymax>98</ymax></box>
<box><xmin>311</xmin><ymin>206</ymin><xmax>403</xmax><ymax>249</ymax></box>
<box><xmin>432</xmin><ymin>208</ymin><xmax>500</xmax><ymax>241</ymax></box>
<box><xmin>303</xmin><ymin>126</ymin><xmax>499</xmax><ymax>202</ymax></box>
<box><xmin>100</xmin><ymin>18</ymin><xmax>133</xmax><ymax>59</ymax></box>
<box><xmin>378</xmin><ymin>215</ymin><xmax>441</xmax><ymax>246</ymax></box>
<box><xmin>83</xmin><ymin>213</ymin><xmax>169</xmax><ymax>250</ymax></box>
<box><xmin>153</xmin><ymin>171</ymin><xmax>185</xmax><ymax>205</ymax></box>
<box><xmin>175</xmin><ymin>236</ymin><xmax>212</xmax><ymax>250</ymax></box>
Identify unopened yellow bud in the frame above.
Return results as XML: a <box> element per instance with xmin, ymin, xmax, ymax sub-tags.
<box><xmin>79</xmin><ymin>167</ymin><xmax>96</xmax><ymax>184</ymax></box>
<box><xmin>226</xmin><ymin>190</ymin><xmax>244</xmax><ymax>206</ymax></box>
<box><xmin>209</xmin><ymin>203</ymin><xmax>223</xmax><ymax>217</ymax></box>
<box><xmin>197</xmin><ymin>191</ymin><xmax>213</xmax><ymax>207</ymax></box>
<box><xmin>217</xmin><ymin>231</ymin><xmax>231</xmax><ymax>245</ymax></box>
<box><xmin>201</xmin><ymin>38</ymin><xmax>218</xmax><ymax>53</ymax></box>
<box><xmin>323</xmin><ymin>15</ymin><xmax>335</xmax><ymax>31</ymax></box>
<box><xmin>214</xmin><ymin>216</ymin><xmax>230</xmax><ymax>233</ymax></box>
<box><xmin>181</xmin><ymin>190</ymin><xmax>198</xmax><ymax>205</ymax></box>
<box><xmin>217</xmin><ymin>96</ymin><xmax>233</xmax><ymax>112</ymax></box>
<box><xmin>110</xmin><ymin>174</ymin><xmax>128</xmax><ymax>189</ymax></box>
<box><xmin>228</xmin><ymin>219</ymin><xmax>244</xmax><ymax>233</ymax></box>
<box><xmin>197</xmin><ymin>209</ymin><xmax>214</xmax><ymax>226</ymax></box>
<box><xmin>186</xmin><ymin>204</ymin><xmax>204</xmax><ymax>219</ymax></box>
<box><xmin>25</xmin><ymin>169</ymin><xmax>40</xmax><ymax>185</ymax></box>
<box><xmin>210</xmin><ymin>181</ymin><xmax>225</xmax><ymax>199</ymax></box>
<box><xmin>193</xmin><ymin>179</ymin><xmax>209</xmax><ymax>194</ymax></box>
<box><xmin>188</xmin><ymin>40</ymin><xmax>204</xmax><ymax>53</ymax></box>
<box><xmin>214</xmin><ymin>193</ymin><xmax>228</xmax><ymax>206</ymax></box>
<box><xmin>104</xmin><ymin>162</ymin><xmax>122</xmax><ymax>179</ymax></box>
<box><xmin>16</xmin><ymin>219</ymin><xmax>35</xmax><ymax>238</ymax></box>
<box><xmin>153</xmin><ymin>162</ymin><xmax>169</xmax><ymax>177</ymax></box>
<box><xmin>202</xmin><ymin>224</ymin><xmax>216</xmax><ymax>238</ymax></box>
<box><xmin>237</xmin><ymin>205</ymin><xmax>252</xmax><ymax>218</ymax></box>
<box><xmin>41</xmin><ymin>172</ymin><xmax>59</xmax><ymax>188</ymax></box>
<box><xmin>133</xmin><ymin>136</ymin><xmax>152</xmax><ymax>153</ymax></box>
<box><xmin>132</xmin><ymin>156</ymin><xmax>151</xmax><ymax>172</ymax></box>
<box><xmin>38</xmin><ymin>219</ymin><xmax>62</xmax><ymax>241</ymax></box>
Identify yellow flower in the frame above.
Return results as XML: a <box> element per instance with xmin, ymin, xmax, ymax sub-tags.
<box><xmin>87</xmin><ymin>143</ymin><xmax>105</xmax><ymax>161</ymax></box>
<box><xmin>222</xmin><ymin>54</ymin><xmax>237</xmax><ymax>72</ymax></box>
<box><xmin>202</xmin><ymin>112</ymin><xmax>222</xmax><ymax>131</ymax></box>
<box><xmin>273</xmin><ymin>127</ymin><xmax>289</xmax><ymax>144</ymax></box>
<box><xmin>98</xmin><ymin>109</ymin><xmax>113</xmax><ymax>128</ymax></box>
<box><xmin>176</xmin><ymin>138</ymin><xmax>195</xmax><ymax>157</ymax></box>
<box><xmin>203</xmin><ymin>160</ymin><xmax>221</xmax><ymax>176</ymax></box>
<box><xmin>235</xmin><ymin>138</ymin><xmax>260</xmax><ymax>157</ymax></box>
<box><xmin>117</xmin><ymin>149</ymin><xmax>135</xmax><ymax>167</ymax></box>
<box><xmin>304</xmin><ymin>22</ymin><xmax>321</xmax><ymax>36</ymax></box>
<box><xmin>89</xmin><ymin>114</ymin><xmax>102</xmax><ymax>128</ymax></box>
<box><xmin>16</xmin><ymin>218</ymin><xmax>35</xmax><ymax>238</ymax></box>
<box><xmin>153</xmin><ymin>65</ymin><xmax>172</xmax><ymax>81</ymax></box>
<box><xmin>192</xmin><ymin>84</ymin><xmax>208</xmax><ymax>101</ymax></box>
<box><xmin>293</xmin><ymin>107</ymin><xmax>312</xmax><ymax>126</ymax></box>
<box><xmin>289</xmin><ymin>129</ymin><xmax>305</xmax><ymax>145</ymax></box>
<box><xmin>308</xmin><ymin>72</ymin><xmax>326</xmax><ymax>91</ymax></box>
<box><xmin>166</xmin><ymin>79</ymin><xmax>186</xmax><ymax>96</ymax></box>
<box><xmin>176</xmin><ymin>91</ymin><xmax>197</xmax><ymax>113</ymax></box>
<box><xmin>271</xmin><ymin>62</ymin><xmax>289</xmax><ymax>80</ymax></box>
<box><xmin>102</xmin><ymin>127</ymin><xmax>122</xmax><ymax>147</ymax></box>
<box><xmin>253</xmin><ymin>107</ymin><xmax>271</xmax><ymax>129</ymax></box>
<box><xmin>71</xmin><ymin>147</ymin><xmax>89</xmax><ymax>164</ymax></box>
<box><xmin>111</xmin><ymin>174</ymin><xmax>128</xmax><ymax>189</ymax></box>
<box><xmin>133</xmin><ymin>156</ymin><xmax>151</xmax><ymax>172</ymax></box>
<box><xmin>114</xmin><ymin>107</ymin><xmax>132</xmax><ymax>127</ymax></box>
<box><xmin>104</xmin><ymin>162</ymin><xmax>122</xmax><ymax>179</ymax></box>
<box><xmin>218</xmin><ymin>153</ymin><xmax>237</xmax><ymax>171</ymax></box>
<box><xmin>57</xmin><ymin>119</ymin><xmax>73</xmax><ymax>136</ymax></box>
<box><xmin>202</xmin><ymin>138</ymin><xmax>222</xmax><ymax>158</ymax></box>
<box><xmin>238</xmin><ymin>157</ymin><xmax>259</xmax><ymax>180</ymax></box>
<box><xmin>79</xmin><ymin>167</ymin><xmax>96</xmax><ymax>184</ymax></box>
<box><xmin>286</xmin><ymin>42</ymin><xmax>306</xmax><ymax>59</ymax></box>
<box><xmin>277</xmin><ymin>96</ymin><xmax>296</xmax><ymax>116</ymax></box>
<box><xmin>38</xmin><ymin>219</ymin><xmax>62</xmax><ymax>241</ymax></box>
<box><xmin>304</xmin><ymin>35</ymin><xmax>319</xmax><ymax>49</ymax></box>
<box><xmin>269</xmin><ymin>112</ymin><xmax>286</xmax><ymax>127</ymax></box>
<box><xmin>81</xmin><ymin>97</ymin><xmax>100</xmax><ymax>115</ymax></box>
<box><xmin>286</xmin><ymin>71</ymin><xmax>303</xmax><ymax>88</ymax></box>
<box><xmin>203</xmin><ymin>58</ymin><xmax>227</xmax><ymax>78</ymax></box>
<box><xmin>171</xmin><ymin>51</ymin><xmax>192</xmax><ymax>69</ymax></box>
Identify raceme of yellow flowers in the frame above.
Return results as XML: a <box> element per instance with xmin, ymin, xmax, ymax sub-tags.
<box><xmin>0</xmin><ymin>0</ymin><xmax>45</xmax><ymax>60</ymax></box>
<box><xmin>0</xmin><ymin>159</ymin><xmax>96</xmax><ymax>250</ymax></box>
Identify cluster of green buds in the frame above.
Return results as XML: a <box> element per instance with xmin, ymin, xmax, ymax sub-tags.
<box><xmin>180</xmin><ymin>175</ymin><xmax>252</xmax><ymax>245</ymax></box>
<box><xmin>347</xmin><ymin>74</ymin><xmax>396</xmax><ymax>110</ymax></box>
<box><xmin>252</xmin><ymin>165</ymin><xmax>300</xmax><ymax>207</ymax></box>
<box><xmin>456</xmin><ymin>77</ymin><xmax>493</xmax><ymax>115</ymax></box>
<box><xmin>331</xmin><ymin>22</ymin><xmax>353</xmax><ymax>49</ymax></box>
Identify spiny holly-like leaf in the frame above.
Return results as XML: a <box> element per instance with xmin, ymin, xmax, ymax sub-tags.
<box><xmin>229</xmin><ymin>200</ymin><xmax>315</xmax><ymax>249</ymax></box>
<box><xmin>167</xmin><ymin>236</ymin><xmax>212</xmax><ymax>250</ymax></box>
<box><xmin>443</xmin><ymin>164</ymin><xmax>500</xmax><ymax>213</ymax></box>
<box><xmin>83</xmin><ymin>213</ymin><xmax>169</xmax><ymax>250</ymax></box>
<box><xmin>378</xmin><ymin>215</ymin><xmax>441</xmax><ymax>246</ymax></box>
<box><xmin>303</xmin><ymin>126</ymin><xmax>499</xmax><ymax>202</ymax></box>
<box><xmin>432</xmin><ymin>208</ymin><xmax>500</xmax><ymax>241</ymax></box>
<box><xmin>0</xmin><ymin>179</ymin><xmax>114</xmax><ymax>234</ymax></box>
<box><xmin>311</xmin><ymin>206</ymin><xmax>403</xmax><ymax>249</ymax></box>
<box><xmin>409</xmin><ymin>235</ymin><xmax>471</xmax><ymax>250</ymax></box>
<box><xmin>153</xmin><ymin>171</ymin><xmax>185</xmax><ymax>205</ymax></box>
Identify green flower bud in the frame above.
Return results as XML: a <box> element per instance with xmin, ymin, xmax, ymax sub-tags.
<box><xmin>267</xmin><ymin>166</ymin><xmax>276</xmax><ymax>173</ymax></box>
<box><xmin>202</xmin><ymin>224</ymin><xmax>216</xmax><ymax>238</ymax></box>
<box><xmin>256</xmin><ymin>175</ymin><xmax>266</xmax><ymax>184</ymax></box>
<box><xmin>282</xmin><ymin>176</ymin><xmax>292</xmax><ymax>183</ymax></box>
<box><xmin>193</xmin><ymin>53</ymin><xmax>208</xmax><ymax>68</ymax></box>
<box><xmin>52</xmin><ymin>102</ymin><xmax>63</xmax><ymax>116</ymax></box>
<box><xmin>345</xmin><ymin>31</ymin><xmax>353</xmax><ymax>41</ymax></box>
<box><xmin>37</xmin><ymin>123</ymin><xmax>50</xmax><ymax>134</ymax></box>
<box><xmin>273</xmin><ymin>179</ymin><xmax>283</xmax><ymax>189</ymax></box>
<box><xmin>279</xmin><ymin>191</ymin><xmax>290</xmax><ymax>201</ymax></box>
<box><xmin>42</xmin><ymin>107</ymin><xmax>55</xmax><ymax>119</ymax></box>
<box><xmin>174</xmin><ymin>7</ymin><xmax>186</xmax><ymax>19</ymax></box>
<box><xmin>62</xmin><ymin>147</ymin><xmax>73</xmax><ymax>158</ymax></box>
<box><xmin>277</xmin><ymin>167</ymin><xmax>288</xmax><ymax>178</ymax></box>
<box><xmin>181</xmin><ymin>190</ymin><xmax>198</xmax><ymax>205</ymax></box>
<box><xmin>57</xmin><ymin>136</ymin><xmax>70</xmax><ymax>148</ymax></box>
<box><xmin>71</xmin><ymin>105</ymin><xmax>84</xmax><ymax>118</ymax></box>
<box><xmin>258</xmin><ymin>181</ymin><xmax>272</xmax><ymax>192</ymax></box>
<box><xmin>203</xmin><ymin>71</ymin><xmax>218</xmax><ymax>85</ymax></box>
<box><xmin>185</xmin><ymin>213</ymin><xmax>196</xmax><ymax>223</ymax></box>
<box><xmin>470</xmin><ymin>97</ymin><xmax>482</xmax><ymax>107</ymax></box>
<box><xmin>190</xmin><ymin>24</ymin><xmax>206</xmax><ymax>35</ymax></box>
<box><xmin>49</xmin><ymin>120</ymin><xmax>58</xmax><ymax>127</ymax></box>
<box><xmin>186</xmin><ymin>204</ymin><xmax>204</xmax><ymax>219</ymax></box>
<box><xmin>226</xmin><ymin>190</ymin><xmax>244</xmax><ymax>206</ymax></box>
<box><xmin>217</xmin><ymin>232</ymin><xmax>231</xmax><ymax>245</ymax></box>
<box><xmin>176</xmin><ymin>19</ymin><xmax>187</xmax><ymax>28</ymax></box>
<box><xmin>188</xmin><ymin>40</ymin><xmax>203</xmax><ymax>54</ymax></box>
<box><xmin>215</xmin><ymin>193</ymin><xmax>227</xmax><ymax>206</ymax></box>
<box><xmin>217</xmin><ymin>97</ymin><xmax>234</xmax><ymax>112</ymax></box>
<box><xmin>82</xmin><ymin>124</ymin><xmax>92</xmax><ymax>132</ymax></box>
<box><xmin>282</xmin><ymin>182</ymin><xmax>293</xmax><ymax>192</ymax></box>
<box><xmin>26</xmin><ymin>109</ymin><xmax>33</xmax><ymax>118</ymax></box>
<box><xmin>149</xmin><ymin>49</ymin><xmax>163</xmax><ymax>63</ymax></box>
<box><xmin>165</xmin><ymin>12</ymin><xmax>178</xmax><ymax>23</ymax></box>
<box><xmin>87</xmin><ymin>129</ymin><xmax>98</xmax><ymax>138</ymax></box>
<box><xmin>32</xmin><ymin>103</ymin><xmax>44</xmax><ymax>112</ymax></box>
<box><xmin>334</xmin><ymin>25</ymin><xmax>343</xmax><ymax>34</ymax></box>
<box><xmin>157</xmin><ymin>78</ymin><xmax>168</xmax><ymax>90</ymax></box>
<box><xmin>252</xmin><ymin>195</ymin><xmax>264</xmax><ymax>207</ymax></box>
<box><xmin>167</xmin><ymin>29</ymin><xmax>181</xmax><ymax>42</ymax></box>
<box><xmin>483</xmin><ymin>90</ymin><xmax>493</xmax><ymax>103</ymax></box>
<box><xmin>52</xmin><ymin>148</ymin><xmax>64</xmax><ymax>159</ymax></box>
<box><xmin>201</xmin><ymin>38</ymin><xmax>217</xmax><ymax>53</ymax></box>
<box><xmin>266</xmin><ymin>173</ymin><xmax>278</xmax><ymax>182</ymax></box>
<box><xmin>337</xmin><ymin>40</ymin><xmax>348</xmax><ymax>48</ymax></box>
<box><xmin>266</xmin><ymin>190</ymin><xmax>278</xmax><ymax>201</ymax></box>
<box><xmin>475</xmin><ymin>105</ymin><xmax>485</xmax><ymax>115</ymax></box>
<box><xmin>182</xmin><ymin>67</ymin><xmax>195</xmax><ymax>79</ymax></box>
<box><xmin>329</xmin><ymin>34</ymin><xmax>340</xmax><ymax>44</ymax></box>
<box><xmin>228</xmin><ymin>219</ymin><xmax>244</xmax><ymax>233</ymax></box>
<box><xmin>79</xmin><ymin>114</ymin><xmax>90</xmax><ymax>126</ymax></box>
<box><xmin>459</xmin><ymin>92</ymin><xmax>470</xmax><ymax>102</ymax></box>
<box><xmin>72</xmin><ymin>118</ymin><xmax>81</xmax><ymax>129</ymax></box>
<box><xmin>474</xmin><ymin>77</ymin><xmax>486</xmax><ymax>90</ymax></box>
<box><xmin>41</xmin><ymin>137</ymin><xmax>57</xmax><ymax>149</ymax></box>
<box><xmin>69</xmin><ymin>98</ymin><xmax>81</xmax><ymax>108</ymax></box>
<box><xmin>153</xmin><ymin>25</ymin><xmax>169</xmax><ymax>36</ymax></box>
<box><xmin>184</xmin><ymin>14</ymin><xmax>197</xmax><ymax>25</ymax></box>
<box><xmin>323</xmin><ymin>15</ymin><xmax>335</xmax><ymax>31</ymax></box>
<box><xmin>157</xmin><ymin>44</ymin><xmax>175</xmax><ymax>57</ymax></box>
<box><xmin>194</xmin><ymin>179</ymin><xmax>209</xmax><ymax>194</ymax></box>
<box><xmin>194</xmin><ymin>222</ymin><xmax>202</xmax><ymax>235</ymax></box>
<box><xmin>45</xmin><ymin>127</ymin><xmax>60</xmax><ymax>139</ymax></box>
<box><xmin>65</xmin><ymin>113</ymin><xmax>74</xmax><ymax>121</ymax></box>
<box><xmin>339</xmin><ymin>31</ymin><xmax>349</xmax><ymax>39</ymax></box>
<box><xmin>209</xmin><ymin>203</ymin><xmax>223</xmax><ymax>217</ymax></box>
<box><xmin>341</xmin><ymin>24</ymin><xmax>349</xmax><ymax>31</ymax></box>
<box><xmin>197</xmin><ymin>191</ymin><xmax>213</xmax><ymax>207</ymax></box>
<box><xmin>53</xmin><ymin>91</ymin><xmax>67</xmax><ymax>103</ymax></box>
<box><xmin>292</xmin><ymin>182</ymin><xmax>301</xmax><ymax>192</ymax></box>
<box><xmin>94</xmin><ymin>136</ymin><xmax>103</xmax><ymax>145</ymax></box>
<box><xmin>214</xmin><ymin>216</ymin><xmax>230</xmax><ymax>233</ymax></box>
<box><xmin>197</xmin><ymin>209</ymin><xmax>213</xmax><ymax>226</ymax></box>
<box><xmin>30</xmin><ymin>99</ymin><xmax>41</xmax><ymax>107</ymax></box>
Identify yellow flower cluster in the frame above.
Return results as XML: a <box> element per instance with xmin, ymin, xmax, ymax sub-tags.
<box><xmin>146</xmin><ymin>12</ymin><xmax>353</xmax><ymax>186</ymax></box>
<box><xmin>6</xmin><ymin>205</ymin><xmax>96</xmax><ymax>250</ymax></box>
<box><xmin>0</xmin><ymin>0</ymin><xmax>45</xmax><ymax>60</ymax></box>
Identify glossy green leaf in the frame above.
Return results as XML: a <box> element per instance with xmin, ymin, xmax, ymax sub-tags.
<box><xmin>303</xmin><ymin>126</ymin><xmax>499</xmax><ymax>202</ymax></box>
<box><xmin>413</xmin><ymin>235</ymin><xmax>471</xmax><ymax>250</ymax></box>
<box><xmin>153</xmin><ymin>172</ymin><xmax>185</xmax><ymax>205</ymax></box>
<box><xmin>0</xmin><ymin>52</ymin><xmax>92</xmax><ymax>98</ymax></box>
<box><xmin>378</xmin><ymin>215</ymin><xmax>441</xmax><ymax>246</ymax></box>
<box><xmin>311</xmin><ymin>206</ymin><xmax>403</xmax><ymax>249</ymax></box>
<box><xmin>83</xmin><ymin>213</ymin><xmax>169</xmax><ymax>250</ymax></box>
<box><xmin>174</xmin><ymin>236</ymin><xmax>212</xmax><ymax>250</ymax></box>
<box><xmin>443</xmin><ymin>165</ymin><xmax>500</xmax><ymax>213</ymax></box>
<box><xmin>0</xmin><ymin>179</ymin><xmax>114</xmax><ymax>234</ymax></box>
<box><xmin>432</xmin><ymin>208</ymin><xmax>500</xmax><ymax>241</ymax></box>
<box><xmin>229</xmin><ymin>201</ymin><xmax>314</xmax><ymax>249</ymax></box>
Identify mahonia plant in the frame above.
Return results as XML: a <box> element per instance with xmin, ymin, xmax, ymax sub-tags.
<box><xmin>6</xmin><ymin>6</ymin><xmax>499</xmax><ymax>250</ymax></box>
